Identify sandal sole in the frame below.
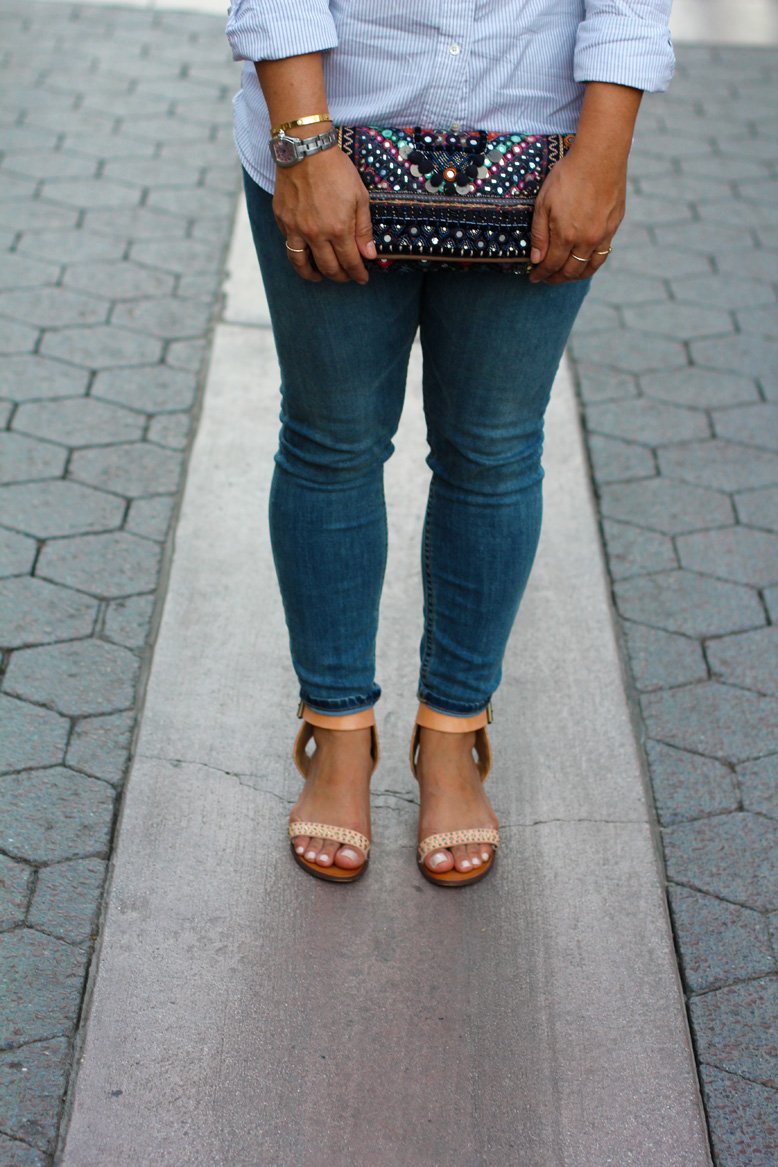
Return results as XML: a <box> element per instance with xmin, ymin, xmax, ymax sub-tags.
<box><xmin>290</xmin><ymin>841</ymin><xmax>368</xmax><ymax>883</ymax></box>
<box><xmin>417</xmin><ymin>852</ymin><xmax>496</xmax><ymax>888</ymax></box>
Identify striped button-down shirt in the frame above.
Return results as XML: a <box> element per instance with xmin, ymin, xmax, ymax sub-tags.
<box><xmin>226</xmin><ymin>0</ymin><xmax>674</xmax><ymax>193</ymax></box>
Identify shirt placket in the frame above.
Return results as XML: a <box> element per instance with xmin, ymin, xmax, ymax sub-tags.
<box><xmin>420</xmin><ymin>0</ymin><xmax>475</xmax><ymax>129</ymax></box>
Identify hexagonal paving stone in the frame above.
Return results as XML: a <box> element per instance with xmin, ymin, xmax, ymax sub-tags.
<box><xmin>111</xmin><ymin>296</ymin><xmax>212</xmax><ymax>339</ymax></box>
<box><xmin>738</xmin><ymin>756</ymin><xmax>778</xmax><ymax>819</ymax></box>
<box><xmin>692</xmin><ymin>336</ymin><xmax>778</xmax><ymax>395</ymax></box>
<box><xmin>70</xmin><ymin>442</ymin><xmax>182</xmax><ymax>497</ymax></box>
<box><xmin>39</xmin><ymin>325</ymin><xmax>163</xmax><ymax>370</ymax></box>
<box><xmin>100</xmin><ymin>158</ymin><xmax>203</xmax><ymax>188</ymax></box>
<box><xmin>125</xmin><ymin>495</ymin><xmax>177</xmax><ymax>541</ymax></box>
<box><xmin>766</xmin><ymin>585</ymin><xmax>778</xmax><ymax>624</ymax></box>
<box><xmin>653</xmin><ymin>221</ymin><xmax>755</xmax><ymax>257</ymax></box>
<box><xmin>585</xmin><ymin>270</ymin><xmax>669</xmax><ymax>310</ymax></box>
<box><xmin>621</xmin><ymin>302</ymin><xmax>734</xmax><ymax>340</ymax></box>
<box><xmin>0</xmin><ymin>287</ymin><xmax>108</xmax><ymax>329</ymax></box>
<box><xmin>574</xmin><ymin>364</ymin><xmax>639</xmax><ymax>404</ymax></box>
<box><xmin>646</xmin><ymin>740</ymin><xmax>738</xmax><ymax>826</ymax></box>
<box><xmin>659</xmin><ymin>439</ymin><xmax>778</xmax><ymax>492</ymax></box>
<box><xmin>614</xmin><ymin>571</ymin><xmax>764</xmax><ymax>637</ymax></box>
<box><xmin>40</xmin><ymin>178</ymin><xmax>141</xmax><ymax>210</ymax></box>
<box><xmin>600</xmin><ymin>519</ymin><xmax>678</xmax><ymax>579</ymax></box>
<box><xmin>0</xmin><ymin>854</ymin><xmax>32</xmax><ymax>929</ymax></box>
<box><xmin>3</xmin><ymin>151</ymin><xmax>98</xmax><ymax>181</ymax></box>
<box><xmin>600</xmin><ymin>478</ymin><xmax>733</xmax><ymax>535</ymax></box>
<box><xmin>103</xmin><ymin>593</ymin><xmax>156</xmax><ymax>649</ymax></box>
<box><xmin>0</xmin><ymin>252</ymin><xmax>61</xmax><ymax>292</ymax></box>
<box><xmin>700</xmin><ymin>1066</ymin><xmax>778</xmax><ymax>1167</ymax></box>
<box><xmin>28</xmin><ymin>857</ymin><xmax>106</xmax><ymax>944</ymax></box>
<box><xmin>0</xmin><ymin>433</ymin><xmax>67</xmax><ymax>484</ymax></box>
<box><xmin>713</xmin><ymin>403</ymin><xmax>778</xmax><ymax>453</ymax></box>
<box><xmin>586</xmin><ymin>398</ymin><xmax>710</xmax><ymax>446</ymax></box>
<box><xmin>0</xmin><ymin>200</ymin><xmax>78</xmax><ymax>233</ymax></box>
<box><xmin>166</xmin><ymin>338</ymin><xmax>207</xmax><ymax>373</ymax></box>
<box><xmin>13</xmin><ymin>397</ymin><xmax>145</xmax><ymax>447</ymax></box>
<box><xmin>670</xmin><ymin>273</ymin><xmax>777</xmax><ymax>311</ymax></box>
<box><xmin>570</xmin><ymin>330</ymin><xmax>688</xmax><ymax>375</ymax></box>
<box><xmin>130</xmin><ymin>236</ymin><xmax>224</xmax><ymax>274</ymax></box>
<box><xmin>3</xmin><ymin>639</ymin><xmax>138</xmax><ymax>717</ymax></box>
<box><xmin>622</xmin><ymin>621</ymin><xmax>707</xmax><ymax>691</ymax></box>
<box><xmin>146</xmin><ymin>186</ymin><xmax>235</xmax><ymax>219</ymax></box>
<box><xmin>0</xmin><ymin>528</ymin><xmax>37</xmax><ymax>578</ymax></box>
<box><xmin>0</xmin><ymin>765</ymin><xmax>114</xmax><ymax>864</ymax></box>
<box><xmin>690</xmin><ymin>977</ymin><xmax>778</xmax><ymax>1086</ymax></box>
<box><xmin>66</xmin><ymin>710</ymin><xmax>135</xmax><ymax>785</ymax></box>
<box><xmin>738</xmin><ymin>306</ymin><xmax>778</xmax><ymax>340</ymax></box>
<box><xmin>147</xmin><ymin>411</ymin><xmax>191</xmax><ymax>450</ymax></box>
<box><xmin>17</xmin><ymin>228</ymin><xmax>128</xmax><ymax>265</ymax></box>
<box><xmin>37</xmin><ymin>531</ymin><xmax>161</xmax><ymax>598</ymax></box>
<box><xmin>586</xmin><ymin>435</ymin><xmax>655</xmax><ymax>483</ymax></box>
<box><xmin>639</xmin><ymin>367</ymin><xmax>760</xmax><ymax>410</ymax></box>
<box><xmin>57</xmin><ymin>130</ymin><xmax>157</xmax><ymax>161</ymax></box>
<box><xmin>644</xmin><ymin>683</ymin><xmax>778</xmax><ymax>765</ymax></box>
<box><xmin>668</xmin><ymin>886</ymin><xmax>776</xmax><ymax>993</ymax></box>
<box><xmin>0</xmin><ymin>317</ymin><xmax>39</xmax><ymax>355</ymax></box>
<box><xmin>0</xmin><ymin>695</ymin><xmax>69</xmax><ymax>774</ymax></box>
<box><xmin>0</xmin><ymin>355</ymin><xmax>89</xmax><ymax>403</ymax></box>
<box><xmin>91</xmin><ymin>364</ymin><xmax>198</xmax><ymax>412</ymax></box>
<box><xmin>0</xmin><ymin>1036</ymin><xmax>71</xmax><ymax>1153</ymax></box>
<box><xmin>698</xmin><ymin>197</ymin><xmax>778</xmax><ymax>229</ymax></box>
<box><xmin>84</xmin><ymin>206</ymin><xmax>188</xmax><ymax>242</ymax></box>
<box><xmin>735</xmin><ymin>486</ymin><xmax>778</xmax><ymax>533</ymax></box>
<box><xmin>0</xmin><ymin>480</ymin><xmax>124</xmax><ymax>538</ymax></box>
<box><xmin>0</xmin><ymin>929</ymin><xmax>88</xmax><ymax>1047</ymax></box>
<box><xmin>0</xmin><ymin>577</ymin><xmax>97</xmax><ymax>649</ymax></box>
<box><xmin>677</xmin><ymin>526</ymin><xmax>778</xmax><ymax>587</ymax></box>
<box><xmin>608</xmin><ymin>243</ymin><xmax>712</xmax><ymax>280</ymax></box>
<box><xmin>63</xmin><ymin>260</ymin><xmax>175</xmax><ymax>300</ymax></box>
<box><xmin>707</xmin><ymin>627</ymin><xmax>778</xmax><ymax>697</ymax></box>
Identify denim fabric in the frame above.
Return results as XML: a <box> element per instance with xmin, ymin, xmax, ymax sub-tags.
<box><xmin>244</xmin><ymin>170</ymin><xmax>588</xmax><ymax>716</ymax></box>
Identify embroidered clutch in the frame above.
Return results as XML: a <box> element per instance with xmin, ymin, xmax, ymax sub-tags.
<box><xmin>337</xmin><ymin>126</ymin><xmax>574</xmax><ymax>272</ymax></box>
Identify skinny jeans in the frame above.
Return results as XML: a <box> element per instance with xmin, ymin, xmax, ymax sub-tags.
<box><xmin>244</xmin><ymin>171</ymin><xmax>589</xmax><ymax>717</ymax></box>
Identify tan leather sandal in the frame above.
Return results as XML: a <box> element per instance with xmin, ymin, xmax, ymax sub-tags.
<box><xmin>289</xmin><ymin>702</ymin><xmax>379</xmax><ymax>883</ymax></box>
<box><xmin>410</xmin><ymin>702</ymin><xmax>500</xmax><ymax>887</ymax></box>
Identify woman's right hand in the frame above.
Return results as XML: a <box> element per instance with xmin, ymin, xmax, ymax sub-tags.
<box><xmin>273</xmin><ymin>144</ymin><xmax>377</xmax><ymax>284</ymax></box>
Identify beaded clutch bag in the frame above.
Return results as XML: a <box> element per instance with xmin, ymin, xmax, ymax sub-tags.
<box><xmin>337</xmin><ymin>126</ymin><xmax>574</xmax><ymax>272</ymax></box>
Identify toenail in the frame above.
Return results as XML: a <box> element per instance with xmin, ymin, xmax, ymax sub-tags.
<box><xmin>339</xmin><ymin>848</ymin><xmax>359</xmax><ymax>862</ymax></box>
<box><xmin>305</xmin><ymin>850</ymin><xmax>317</xmax><ymax>861</ymax></box>
<box><xmin>460</xmin><ymin>859</ymin><xmax>471</xmax><ymax>869</ymax></box>
<box><xmin>295</xmin><ymin>845</ymin><xmax>305</xmax><ymax>854</ymax></box>
<box><xmin>471</xmin><ymin>856</ymin><xmax>482</xmax><ymax>867</ymax></box>
<box><xmin>429</xmin><ymin>853</ymin><xmax>448</xmax><ymax>869</ymax></box>
<box><xmin>318</xmin><ymin>853</ymin><xmax>330</xmax><ymax>864</ymax></box>
<box><xmin>482</xmin><ymin>851</ymin><xmax>490</xmax><ymax>862</ymax></box>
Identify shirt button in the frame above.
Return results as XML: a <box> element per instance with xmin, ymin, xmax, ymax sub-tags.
<box><xmin>449</xmin><ymin>43</ymin><xmax>460</xmax><ymax>55</ymax></box>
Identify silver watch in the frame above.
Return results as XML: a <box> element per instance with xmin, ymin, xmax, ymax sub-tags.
<box><xmin>269</xmin><ymin>127</ymin><xmax>338</xmax><ymax>168</ymax></box>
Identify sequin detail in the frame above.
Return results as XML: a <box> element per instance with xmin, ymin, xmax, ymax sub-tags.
<box><xmin>289</xmin><ymin>822</ymin><xmax>370</xmax><ymax>855</ymax></box>
<box><xmin>418</xmin><ymin>828</ymin><xmax>500</xmax><ymax>860</ymax></box>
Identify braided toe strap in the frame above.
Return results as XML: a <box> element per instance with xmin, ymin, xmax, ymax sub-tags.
<box><xmin>418</xmin><ymin>828</ymin><xmax>500</xmax><ymax>862</ymax></box>
<box><xmin>288</xmin><ymin>822</ymin><xmax>370</xmax><ymax>856</ymax></box>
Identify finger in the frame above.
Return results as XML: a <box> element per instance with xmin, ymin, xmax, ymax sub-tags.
<box><xmin>309</xmin><ymin>239</ymin><xmax>351</xmax><ymax>283</ymax></box>
<box><xmin>529</xmin><ymin>196</ymin><xmax>550</xmax><ymax>266</ymax></box>
<box><xmin>354</xmin><ymin>196</ymin><xmax>377</xmax><ymax>262</ymax></box>
<box><xmin>284</xmin><ymin>239</ymin><xmax>322</xmax><ymax>283</ymax></box>
<box><xmin>529</xmin><ymin>231</ymin><xmax>573</xmax><ymax>283</ymax></box>
<box><xmin>331</xmin><ymin>229</ymin><xmax>370</xmax><ymax>284</ymax></box>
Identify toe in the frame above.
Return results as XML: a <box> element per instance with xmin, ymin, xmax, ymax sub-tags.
<box><xmin>304</xmin><ymin>837</ymin><xmax>324</xmax><ymax>862</ymax></box>
<box><xmin>317</xmin><ymin>840</ymin><xmax>339</xmax><ymax>867</ymax></box>
<box><xmin>480</xmin><ymin>843</ymin><xmax>493</xmax><ymax>865</ymax></box>
<box><xmin>292</xmin><ymin>834</ymin><xmax>310</xmax><ymax>856</ymax></box>
<box><xmin>334</xmin><ymin>845</ymin><xmax>364</xmax><ymax>870</ymax></box>
<box><xmin>424</xmin><ymin>848</ymin><xmax>454</xmax><ymax>873</ymax></box>
<box><xmin>451</xmin><ymin>844</ymin><xmax>473</xmax><ymax>873</ymax></box>
<box><xmin>466</xmin><ymin>843</ymin><xmax>482</xmax><ymax>867</ymax></box>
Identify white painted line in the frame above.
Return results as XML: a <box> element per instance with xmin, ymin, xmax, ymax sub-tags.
<box><xmin>61</xmin><ymin>197</ymin><xmax>712</xmax><ymax>1164</ymax></box>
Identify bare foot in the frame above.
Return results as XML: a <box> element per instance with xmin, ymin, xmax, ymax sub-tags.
<box><xmin>415</xmin><ymin>726</ymin><xmax>498</xmax><ymax>875</ymax></box>
<box><xmin>290</xmin><ymin>725</ymin><xmax>373</xmax><ymax>870</ymax></box>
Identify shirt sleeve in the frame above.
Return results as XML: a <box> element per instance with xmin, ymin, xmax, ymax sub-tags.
<box><xmin>573</xmin><ymin>0</ymin><xmax>675</xmax><ymax>92</ymax></box>
<box><xmin>225</xmin><ymin>0</ymin><xmax>338</xmax><ymax>64</ymax></box>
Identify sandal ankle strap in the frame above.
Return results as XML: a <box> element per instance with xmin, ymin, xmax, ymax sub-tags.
<box><xmin>294</xmin><ymin>703</ymin><xmax>379</xmax><ymax>778</ymax></box>
<box><xmin>410</xmin><ymin>702</ymin><xmax>492</xmax><ymax>782</ymax></box>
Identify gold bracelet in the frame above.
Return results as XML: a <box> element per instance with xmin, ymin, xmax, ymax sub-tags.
<box><xmin>271</xmin><ymin>113</ymin><xmax>332</xmax><ymax>136</ymax></box>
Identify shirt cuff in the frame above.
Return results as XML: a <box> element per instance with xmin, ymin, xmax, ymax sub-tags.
<box><xmin>226</xmin><ymin>0</ymin><xmax>338</xmax><ymax>64</ymax></box>
<box><xmin>574</xmin><ymin>13</ymin><xmax>675</xmax><ymax>93</ymax></box>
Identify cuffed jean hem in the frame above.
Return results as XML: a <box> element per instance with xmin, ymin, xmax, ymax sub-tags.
<box><xmin>416</xmin><ymin>687</ymin><xmax>492</xmax><ymax>718</ymax></box>
<box><xmin>299</xmin><ymin>688</ymin><xmax>381</xmax><ymax>716</ymax></box>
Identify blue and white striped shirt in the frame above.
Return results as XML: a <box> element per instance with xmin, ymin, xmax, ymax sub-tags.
<box><xmin>226</xmin><ymin>0</ymin><xmax>674</xmax><ymax>193</ymax></box>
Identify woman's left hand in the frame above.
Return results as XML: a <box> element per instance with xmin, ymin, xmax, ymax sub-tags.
<box><xmin>527</xmin><ymin>81</ymin><xmax>642</xmax><ymax>285</ymax></box>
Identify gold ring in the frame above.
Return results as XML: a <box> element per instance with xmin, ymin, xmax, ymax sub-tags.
<box><xmin>285</xmin><ymin>243</ymin><xmax>308</xmax><ymax>254</ymax></box>
<box><xmin>570</xmin><ymin>253</ymin><xmax>588</xmax><ymax>262</ymax></box>
<box><xmin>596</xmin><ymin>247</ymin><xmax>613</xmax><ymax>256</ymax></box>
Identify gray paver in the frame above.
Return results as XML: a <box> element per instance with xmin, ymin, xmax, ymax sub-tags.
<box><xmin>66</xmin><ymin>711</ymin><xmax>135</xmax><ymax>786</ymax></box>
<box><xmin>83</xmin><ymin>206</ymin><xmax>187</xmax><ymax>242</ymax></box>
<box><xmin>600</xmin><ymin>519</ymin><xmax>677</xmax><ymax>578</ymax></box>
<box><xmin>124</xmin><ymin>495</ymin><xmax>177</xmax><ymax>541</ymax></box>
<box><xmin>0</xmin><ymin>356</ymin><xmax>89</xmax><ymax>404</ymax></box>
<box><xmin>92</xmin><ymin>365</ymin><xmax>197</xmax><ymax>413</ymax></box>
<box><xmin>0</xmin><ymin>530</ymin><xmax>36</xmax><ymax>579</ymax></box>
<box><xmin>166</xmin><ymin>337</ymin><xmax>208</xmax><ymax>372</ymax></box>
<box><xmin>664</xmin><ymin>813</ymin><xmax>778</xmax><ymax>912</ymax></box>
<box><xmin>0</xmin><ymin>433</ymin><xmax>66</xmax><ymax>485</ymax></box>
<box><xmin>699</xmin><ymin>1067</ymin><xmax>778</xmax><ymax>1167</ymax></box>
<box><xmin>4</xmin><ymin>640</ymin><xmax>138</xmax><ymax>717</ymax></box>
<box><xmin>586</xmin><ymin>434</ymin><xmax>655</xmax><ymax>483</ymax></box>
<box><xmin>37</xmin><ymin>532</ymin><xmax>161</xmax><ymax>598</ymax></box>
<box><xmin>63</xmin><ymin>261</ymin><xmax>175</xmax><ymax>301</ymax></box>
<box><xmin>103</xmin><ymin>594</ymin><xmax>156</xmax><ymax>650</ymax></box>
<box><xmin>670</xmin><ymin>274</ymin><xmax>777</xmax><ymax>311</ymax></box>
<box><xmin>640</xmin><ymin>367</ymin><xmax>760</xmax><ymax>410</ymax></box>
<box><xmin>738</xmin><ymin>756</ymin><xmax>778</xmax><ymax>819</ymax></box>
<box><xmin>0</xmin><ymin>696</ymin><xmax>68</xmax><ymax>775</ymax></box>
<box><xmin>0</xmin><ymin>930</ymin><xmax>88</xmax><ymax>1047</ymax></box>
<box><xmin>646</xmin><ymin>741</ymin><xmax>738</xmax><ymax>826</ymax></box>
<box><xmin>668</xmin><ymin>886</ymin><xmax>776</xmax><ymax>993</ymax></box>
<box><xmin>17</xmin><ymin>229</ymin><xmax>128</xmax><ymax>265</ymax></box>
<box><xmin>0</xmin><ymin>855</ymin><xmax>32</xmax><ymax>930</ymax></box>
<box><xmin>0</xmin><ymin>767</ymin><xmax>114</xmax><ymax>865</ymax></box>
<box><xmin>0</xmin><ymin>202</ymin><xmax>77</xmax><ymax>233</ymax></box>
<box><xmin>0</xmin><ymin>1132</ymin><xmax>47</xmax><ymax>1167</ymax></box>
<box><xmin>13</xmin><ymin>398</ymin><xmax>144</xmax><ymax>448</ymax></box>
<box><xmin>0</xmin><ymin>288</ymin><xmax>107</xmax><ymax>330</ymax></box>
<box><xmin>0</xmin><ymin>1038</ymin><xmax>70</xmax><ymax>1154</ymax></box>
<box><xmin>601</xmin><ymin>478</ymin><xmax>733</xmax><ymax>535</ymax></box>
<box><xmin>621</xmin><ymin>621</ymin><xmax>707</xmax><ymax>691</ymax></box>
<box><xmin>622</xmin><ymin>302</ymin><xmax>734</xmax><ymax>340</ymax></box>
<box><xmin>691</xmin><ymin>978</ymin><xmax>778</xmax><ymax>1088</ymax></box>
<box><xmin>0</xmin><ymin>319</ymin><xmax>39</xmax><ymax>356</ymax></box>
<box><xmin>0</xmin><ymin>480</ymin><xmax>125</xmax><ymax>539</ymax></box>
<box><xmin>712</xmin><ymin>403</ymin><xmax>778</xmax><ymax>453</ymax></box>
<box><xmin>643</xmin><ymin>683</ymin><xmax>778</xmax><ymax>764</ymax></box>
<box><xmin>0</xmin><ymin>254</ymin><xmax>61</xmax><ymax>293</ymax></box>
<box><xmin>146</xmin><ymin>412</ymin><xmax>191</xmax><ymax>451</ymax></box>
<box><xmin>39</xmin><ymin>325</ymin><xmax>163</xmax><ymax>371</ymax></box>
<box><xmin>70</xmin><ymin>442</ymin><xmax>182</xmax><ymax>498</ymax></box>
<box><xmin>570</xmin><ymin>329</ymin><xmax>688</xmax><ymax>374</ymax></box>
<box><xmin>677</xmin><ymin>526</ymin><xmax>778</xmax><ymax>588</ymax></box>
<box><xmin>659</xmin><ymin>440</ymin><xmax>778</xmax><ymax>493</ymax></box>
<box><xmin>738</xmin><ymin>306</ymin><xmax>778</xmax><ymax>340</ymax></box>
<box><xmin>28</xmin><ymin>859</ymin><xmax>106</xmax><ymax>945</ymax></box>
<box><xmin>40</xmin><ymin>179</ymin><xmax>140</xmax><ymax>212</ymax></box>
<box><xmin>0</xmin><ymin>577</ymin><xmax>97</xmax><ymax>649</ymax></box>
<box><xmin>111</xmin><ymin>296</ymin><xmax>212</xmax><ymax>340</ymax></box>
<box><xmin>707</xmin><ymin>627</ymin><xmax>778</xmax><ymax>697</ymax></box>
<box><xmin>691</xmin><ymin>335</ymin><xmax>778</xmax><ymax>397</ymax></box>
<box><xmin>587</xmin><ymin>398</ymin><xmax>711</xmax><ymax>446</ymax></box>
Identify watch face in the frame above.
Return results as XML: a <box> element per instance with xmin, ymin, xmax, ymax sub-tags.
<box><xmin>272</xmin><ymin>138</ymin><xmax>298</xmax><ymax>165</ymax></box>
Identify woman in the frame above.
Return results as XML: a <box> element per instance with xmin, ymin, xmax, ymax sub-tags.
<box><xmin>225</xmin><ymin>0</ymin><xmax>674</xmax><ymax>886</ymax></box>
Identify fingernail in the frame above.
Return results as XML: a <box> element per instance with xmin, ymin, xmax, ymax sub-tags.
<box><xmin>429</xmin><ymin>853</ymin><xmax>448</xmax><ymax>869</ymax></box>
<box><xmin>339</xmin><ymin>848</ymin><xmax>359</xmax><ymax>862</ymax></box>
<box><xmin>530</xmin><ymin>247</ymin><xmax>541</xmax><ymax>263</ymax></box>
<box><xmin>366</xmin><ymin>241</ymin><xmax>377</xmax><ymax>258</ymax></box>
<box><xmin>305</xmin><ymin>850</ymin><xmax>317</xmax><ymax>861</ymax></box>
